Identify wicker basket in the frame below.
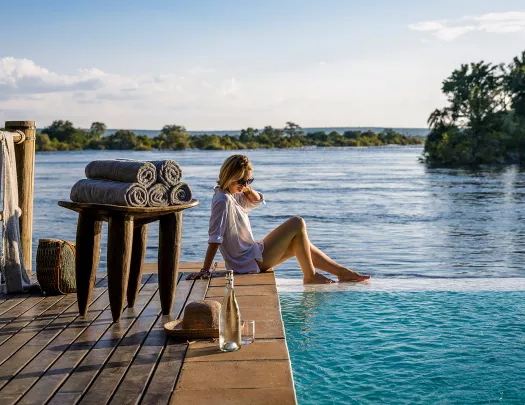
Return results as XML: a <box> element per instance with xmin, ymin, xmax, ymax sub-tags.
<box><xmin>36</xmin><ymin>239</ymin><xmax>76</xmax><ymax>295</ymax></box>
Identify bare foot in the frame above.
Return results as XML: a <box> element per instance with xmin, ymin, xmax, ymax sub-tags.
<box><xmin>304</xmin><ymin>273</ymin><xmax>335</xmax><ymax>284</ymax></box>
<box><xmin>338</xmin><ymin>270</ymin><xmax>371</xmax><ymax>283</ymax></box>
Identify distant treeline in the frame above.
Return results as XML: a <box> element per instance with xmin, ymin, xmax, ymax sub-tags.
<box><xmin>32</xmin><ymin>121</ymin><xmax>422</xmax><ymax>152</ymax></box>
<box><xmin>422</xmin><ymin>50</ymin><xmax>525</xmax><ymax>166</ymax></box>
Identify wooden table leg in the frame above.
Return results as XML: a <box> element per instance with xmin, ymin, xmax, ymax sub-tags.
<box><xmin>75</xmin><ymin>211</ymin><xmax>102</xmax><ymax>316</ymax></box>
<box><xmin>107</xmin><ymin>214</ymin><xmax>134</xmax><ymax>322</ymax></box>
<box><xmin>158</xmin><ymin>212</ymin><xmax>182</xmax><ymax>315</ymax></box>
<box><xmin>127</xmin><ymin>224</ymin><xmax>148</xmax><ymax>307</ymax></box>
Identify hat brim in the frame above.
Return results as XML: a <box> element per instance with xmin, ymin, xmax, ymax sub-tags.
<box><xmin>163</xmin><ymin>319</ymin><xmax>219</xmax><ymax>339</ymax></box>
<box><xmin>163</xmin><ymin>319</ymin><xmax>244</xmax><ymax>339</ymax></box>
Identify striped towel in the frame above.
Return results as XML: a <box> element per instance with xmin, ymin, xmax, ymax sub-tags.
<box><xmin>71</xmin><ymin>178</ymin><xmax>148</xmax><ymax>207</ymax></box>
<box><xmin>169</xmin><ymin>182</ymin><xmax>192</xmax><ymax>205</ymax></box>
<box><xmin>148</xmin><ymin>160</ymin><xmax>183</xmax><ymax>187</ymax></box>
<box><xmin>85</xmin><ymin>160</ymin><xmax>157</xmax><ymax>188</ymax></box>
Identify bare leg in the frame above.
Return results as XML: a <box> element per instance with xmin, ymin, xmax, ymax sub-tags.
<box><xmin>257</xmin><ymin>217</ymin><xmax>333</xmax><ymax>284</ymax></box>
<box><xmin>310</xmin><ymin>244</ymin><xmax>370</xmax><ymax>282</ymax></box>
<box><xmin>257</xmin><ymin>218</ymin><xmax>370</xmax><ymax>283</ymax></box>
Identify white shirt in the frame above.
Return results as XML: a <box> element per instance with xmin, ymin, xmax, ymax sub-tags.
<box><xmin>208</xmin><ymin>185</ymin><xmax>266</xmax><ymax>273</ymax></box>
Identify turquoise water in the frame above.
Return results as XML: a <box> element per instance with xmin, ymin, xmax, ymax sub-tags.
<box><xmin>280</xmin><ymin>288</ymin><xmax>525</xmax><ymax>404</ymax></box>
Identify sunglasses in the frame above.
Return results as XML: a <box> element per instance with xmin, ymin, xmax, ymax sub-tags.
<box><xmin>237</xmin><ymin>177</ymin><xmax>254</xmax><ymax>186</ymax></box>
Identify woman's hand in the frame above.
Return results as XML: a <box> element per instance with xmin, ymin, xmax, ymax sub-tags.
<box><xmin>185</xmin><ymin>262</ymin><xmax>218</xmax><ymax>280</ymax></box>
<box><xmin>186</xmin><ymin>269</ymin><xmax>211</xmax><ymax>280</ymax></box>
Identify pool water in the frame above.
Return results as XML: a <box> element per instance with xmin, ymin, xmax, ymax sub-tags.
<box><xmin>280</xmin><ymin>286</ymin><xmax>525</xmax><ymax>404</ymax></box>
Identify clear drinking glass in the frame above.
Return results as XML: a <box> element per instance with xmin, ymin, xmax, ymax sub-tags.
<box><xmin>241</xmin><ymin>320</ymin><xmax>255</xmax><ymax>345</ymax></box>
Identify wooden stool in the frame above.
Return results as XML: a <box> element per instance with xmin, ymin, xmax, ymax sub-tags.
<box><xmin>58</xmin><ymin>200</ymin><xmax>199</xmax><ymax>322</ymax></box>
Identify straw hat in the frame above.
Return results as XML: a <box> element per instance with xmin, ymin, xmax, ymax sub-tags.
<box><xmin>164</xmin><ymin>300</ymin><xmax>221</xmax><ymax>338</ymax></box>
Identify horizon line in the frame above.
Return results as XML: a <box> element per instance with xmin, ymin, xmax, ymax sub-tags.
<box><xmin>36</xmin><ymin>125</ymin><xmax>429</xmax><ymax>132</ymax></box>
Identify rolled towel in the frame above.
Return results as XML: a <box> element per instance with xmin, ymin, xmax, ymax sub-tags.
<box><xmin>147</xmin><ymin>183</ymin><xmax>169</xmax><ymax>207</ymax></box>
<box><xmin>169</xmin><ymin>182</ymin><xmax>193</xmax><ymax>205</ymax></box>
<box><xmin>148</xmin><ymin>160</ymin><xmax>183</xmax><ymax>187</ymax></box>
<box><xmin>85</xmin><ymin>160</ymin><xmax>157</xmax><ymax>188</ymax></box>
<box><xmin>71</xmin><ymin>179</ymin><xmax>148</xmax><ymax>207</ymax></box>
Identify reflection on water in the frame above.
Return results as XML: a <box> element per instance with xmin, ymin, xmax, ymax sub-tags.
<box><xmin>32</xmin><ymin>147</ymin><xmax>524</xmax><ymax>278</ymax></box>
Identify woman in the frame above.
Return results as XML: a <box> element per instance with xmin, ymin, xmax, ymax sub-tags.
<box><xmin>187</xmin><ymin>154</ymin><xmax>370</xmax><ymax>284</ymax></box>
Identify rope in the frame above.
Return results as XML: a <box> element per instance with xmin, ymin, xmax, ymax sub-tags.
<box><xmin>14</xmin><ymin>130</ymin><xmax>26</xmax><ymax>144</ymax></box>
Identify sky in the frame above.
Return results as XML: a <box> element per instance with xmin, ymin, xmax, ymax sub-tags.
<box><xmin>1</xmin><ymin>0</ymin><xmax>524</xmax><ymax>131</ymax></box>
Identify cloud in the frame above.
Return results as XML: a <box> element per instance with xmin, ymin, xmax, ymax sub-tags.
<box><xmin>408</xmin><ymin>21</ymin><xmax>445</xmax><ymax>32</ymax></box>
<box><xmin>0</xmin><ymin>57</ymin><xmax>247</xmax><ymax>127</ymax></box>
<box><xmin>0</xmin><ymin>56</ymin><xmax>441</xmax><ymax>129</ymax></box>
<box><xmin>0</xmin><ymin>57</ymin><xmax>105</xmax><ymax>93</ymax></box>
<box><xmin>408</xmin><ymin>11</ymin><xmax>525</xmax><ymax>41</ymax></box>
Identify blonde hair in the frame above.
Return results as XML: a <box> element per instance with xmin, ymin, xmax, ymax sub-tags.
<box><xmin>217</xmin><ymin>154</ymin><xmax>253</xmax><ymax>191</ymax></box>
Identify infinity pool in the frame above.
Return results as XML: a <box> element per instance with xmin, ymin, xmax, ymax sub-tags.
<box><xmin>279</xmin><ymin>281</ymin><xmax>525</xmax><ymax>405</ymax></box>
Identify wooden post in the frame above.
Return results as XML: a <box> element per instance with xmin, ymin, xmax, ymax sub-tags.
<box><xmin>158</xmin><ymin>211</ymin><xmax>182</xmax><ymax>315</ymax></box>
<box><xmin>127</xmin><ymin>224</ymin><xmax>148</xmax><ymax>307</ymax></box>
<box><xmin>75</xmin><ymin>211</ymin><xmax>103</xmax><ymax>316</ymax></box>
<box><xmin>107</xmin><ymin>214</ymin><xmax>134</xmax><ymax>322</ymax></box>
<box><xmin>5</xmin><ymin>121</ymin><xmax>36</xmax><ymax>276</ymax></box>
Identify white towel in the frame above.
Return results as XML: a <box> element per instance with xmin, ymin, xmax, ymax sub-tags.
<box><xmin>0</xmin><ymin>131</ymin><xmax>34</xmax><ymax>293</ymax></box>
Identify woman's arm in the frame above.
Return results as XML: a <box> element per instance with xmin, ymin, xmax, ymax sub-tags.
<box><xmin>202</xmin><ymin>242</ymin><xmax>220</xmax><ymax>270</ymax></box>
<box><xmin>242</xmin><ymin>186</ymin><xmax>261</xmax><ymax>203</ymax></box>
<box><xmin>186</xmin><ymin>242</ymin><xmax>221</xmax><ymax>280</ymax></box>
<box><xmin>187</xmin><ymin>197</ymin><xmax>228</xmax><ymax>281</ymax></box>
<box><xmin>236</xmin><ymin>187</ymin><xmax>265</xmax><ymax>213</ymax></box>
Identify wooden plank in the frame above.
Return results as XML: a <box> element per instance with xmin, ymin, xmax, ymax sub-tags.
<box><xmin>143</xmin><ymin>261</ymin><xmax>227</xmax><ymax>274</ymax></box>
<box><xmin>169</xmin><ymin>388</ymin><xmax>297</xmax><ymax>405</ymax></box>
<box><xmin>0</xmin><ymin>277</ymin><xmax>107</xmax><ymax>368</ymax></box>
<box><xmin>0</xmin><ymin>278</ymin><xmax>110</xmax><ymax>395</ymax></box>
<box><xmin>0</xmin><ymin>295</ymin><xmax>75</xmax><ymax>363</ymax></box>
<box><xmin>42</xmin><ymin>275</ymin><xmax>160</xmax><ymax>405</ymax></box>
<box><xmin>0</xmin><ymin>292</ymin><xmax>111</xmax><ymax>404</ymax></box>
<box><xmin>57</xmin><ymin>200</ymin><xmax>199</xmax><ymax>218</ymax></box>
<box><xmin>184</xmin><ymin>340</ymin><xmax>289</xmax><ymax>362</ymax></box>
<box><xmin>0</xmin><ymin>296</ymin><xmax>47</xmax><ymax>326</ymax></box>
<box><xmin>140</xmin><ymin>279</ymin><xmax>209</xmax><ymax>405</ymax></box>
<box><xmin>0</xmin><ymin>295</ymin><xmax>66</xmax><ymax>345</ymax></box>
<box><xmin>0</xmin><ymin>295</ymin><xmax>31</xmax><ymax>315</ymax></box>
<box><xmin>175</xmin><ymin>361</ymin><xmax>294</xmax><ymax>390</ymax></box>
<box><xmin>206</xmin><ymin>285</ymin><xmax>277</xmax><ymax>298</ymax></box>
<box><xmin>109</xmin><ymin>279</ymin><xmax>195</xmax><ymax>405</ymax></box>
<box><xmin>209</xmin><ymin>272</ymin><xmax>276</xmax><ymax>287</ymax></box>
<box><xmin>78</xmin><ymin>291</ymin><xmax>163</xmax><ymax>404</ymax></box>
<box><xmin>206</xmin><ymin>294</ymin><xmax>280</xmax><ymax>308</ymax></box>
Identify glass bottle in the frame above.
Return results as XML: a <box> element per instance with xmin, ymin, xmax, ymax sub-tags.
<box><xmin>219</xmin><ymin>270</ymin><xmax>242</xmax><ymax>352</ymax></box>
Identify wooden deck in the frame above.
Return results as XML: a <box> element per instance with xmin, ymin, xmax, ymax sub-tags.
<box><xmin>0</xmin><ymin>262</ymin><xmax>297</xmax><ymax>405</ymax></box>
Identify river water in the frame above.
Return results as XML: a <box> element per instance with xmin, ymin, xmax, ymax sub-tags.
<box><xmin>34</xmin><ymin>146</ymin><xmax>524</xmax><ymax>279</ymax></box>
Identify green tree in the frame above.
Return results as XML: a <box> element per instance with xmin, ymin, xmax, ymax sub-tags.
<box><xmin>104</xmin><ymin>130</ymin><xmax>139</xmax><ymax>150</ymax></box>
<box><xmin>160</xmin><ymin>124</ymin><xmax>190</xmax><ymax>150</ymax></box>
<box><xmin>507</xmin><ymin>51</ymin><xmax>525</xmax><ymax>119</ymax></box>
<box><xmin>35</xmin><ymin>133</ymin><xmax>56</xmax><ymax>151</ymax></box>
<box><xmin>90</xmin><ymin>122</ymin><xmax>107</xmax><ymax>140</ymax></box>
<box><xmin>41</xmin><ymin>120</ymin><xmax>78</xmax><ymax>142</ymax></box>
<box><xmin>283</xmin><ymin>122</ymin><xmax>304</xmax><ymax>138</ymax></box>
<box><xmin>260</xmin><ymin>126</ymin><xmax>284</xmax><ymax>143</ymax></box>
<box><xmin>442</xmin><ymin>61</ymin><xmax>505</xmax><ymax>130</ymax></box>
<box><xmin>423</xmin><ymin>58</ymin><xmax>514</xmax><ymax>165</ymax></box>
<box><xmin>239</xmin><ymin>127</ymin><xmax>258</xmax><ymax>143</ymax></box>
